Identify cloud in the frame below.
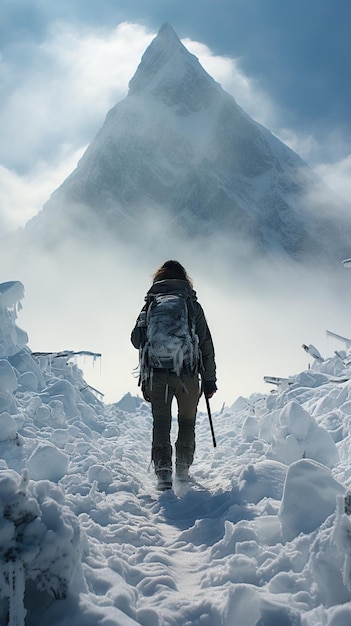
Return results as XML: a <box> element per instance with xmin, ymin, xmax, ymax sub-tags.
<box><xmin>276</xmin><ymin>127</ymin><xmax>351</xmax><ymax>209</ymax></box>
<box><xmin>183</xmin><ymin>38</ymin><xmax>281</xmax><ymax>131</ymax></box>
<box><xmin>184</xmin><ymin>38</ymin><xmax>351</xmax><ymax>195</ymax></box>
<box><xmin>0</xmin><ymin>146</ymin><xmax>84</xmax><ymax>237</ymax></box>
<box><xmin>314</xmin><ymin>154</ymin><xmax>351</xmax><ymax>204</ymax></box>
<box><xmin>0</xmin><ymin>21</ymin><xmax>154</xmax><ymax>234</ymax></box>
<box><xmin>0</xmin><ymin>21</ymin><xmax>153</xmax><ymax>171</ymax></box>
<box><xmin>10</xmin><ymin>221</ymin><xmax>351</xmax><ymax>411</ymax></box>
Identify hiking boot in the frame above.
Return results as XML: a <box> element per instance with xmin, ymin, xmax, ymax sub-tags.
<box><xmin>175</xmin><ymin>442</ymin><xmax>194</xmax><ymax>481</ymax></box>
<box><xmin>175</xmin><ymin>464</ymin><xmax>190</xmax><ymax>482</ymax></box>
<box><xmin>152</xmin><ymin>443</ymin><xmax>172</xmax><ymax>490</ymax></box>
<box><xmin>156</xmin><ymin>467</ymin><xmax>173</xmax><ymax>490</ymax></box>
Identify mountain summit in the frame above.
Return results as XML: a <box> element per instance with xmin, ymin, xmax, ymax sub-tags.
<box><xmin>25</xmin><ymin>24</ymin><xmax>351</xmax><ymax>263</ymax></box>
<box><xmin>128</xmin><ymin>23</ymin><xmax>221</xmax><ymax>114</ymax></box>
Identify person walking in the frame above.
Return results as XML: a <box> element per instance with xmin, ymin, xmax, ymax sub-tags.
<box><xmin>131</xmin><ymin>260</ymin><xmax>217</xmax><ymax>490</ymax></box>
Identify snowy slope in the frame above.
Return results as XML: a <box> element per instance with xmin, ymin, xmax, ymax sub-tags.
<box><xmin>3</xmin><ymin>281</ymin><xmax>351</xmax><ymax>625</ymax></box>
<box><xmin>22</xmin><ymin>23</ymin><xmax>351</xmax><ymax>264</ymax></box>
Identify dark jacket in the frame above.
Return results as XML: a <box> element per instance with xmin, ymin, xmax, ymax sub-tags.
<box><xmin>131</xmin><ymin>279</ymin><xmax>216</xmax><ymax>383</ymax></box>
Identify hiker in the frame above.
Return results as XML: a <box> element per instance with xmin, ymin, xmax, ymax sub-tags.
<box><xmin>131</xmin><ymin>260</ymin><xmax>217</xmax><ymax>489</ymax></box>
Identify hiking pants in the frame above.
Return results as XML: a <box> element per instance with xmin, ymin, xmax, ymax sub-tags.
<box><xmin>149</xmin><ymin>371</ymin><xmax>200</xmax><ymax>470</ymax></box>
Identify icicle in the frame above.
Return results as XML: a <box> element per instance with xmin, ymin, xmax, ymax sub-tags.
<box><xmin>92</xmin><ymin>353</ymin><xmax>102</xmax><ymax>371</ymax></box>
<box><xmin>7</xmin><ymin>560</ymin><xmax>26</xmax><ymax>626</ymax></box>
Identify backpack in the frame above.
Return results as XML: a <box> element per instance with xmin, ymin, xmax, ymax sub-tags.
<box><xmin>140</xmin><ymin>292</ymin><xmax>200</xmax><ymax>384</ymax></box>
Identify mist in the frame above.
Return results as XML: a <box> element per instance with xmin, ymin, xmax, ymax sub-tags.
<box><xmin>3</xmin><ymin>206</ymin><xmax>351</xmax><ymax>415</ymax></box>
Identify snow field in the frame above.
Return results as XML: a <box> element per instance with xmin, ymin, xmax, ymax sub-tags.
<box><xmin>2</xmin><ymin>280</ymin><xmax>351</xmax><ymax>624</ymax></box>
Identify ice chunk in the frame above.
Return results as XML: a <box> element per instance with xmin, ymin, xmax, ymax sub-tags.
<box><xmin>0</xmin><ymin>359</ymin><xmax>17</xmax><ymax>392</ymax></box>
<box><xmin>279</xmin><ymin>458</ymin><xmax>345</xmax><ymax>541</ymax></box>
<box><xmin>9</xmin><ymin>350</ymin><xmax>45</xmax><ymax>388</ymax></box>
<box><xmin>0</xmin><ymin>281</ymin><xmax>24</xmax><ymax>308</ymax></box>
<box><xmin>242</xmin><ymin>415</ymin><xmax>259</xmax><ymax>441</ymax></box>
<box><xmin>238</xmin><ymin>460</ymin><xmax>287</xmax><ymax>504</ymax></box>
<box><xmin>17</xmin><ymin>371</ymin><xmax>39</xmax><ymax>392</ymax></box>
<box><xmin>279</xmin><ymin>401</ymin><xmax>311</xmax><ymax>440</ymax></box>
<box><xmin>0</xmin><ymin>412</ymin><xmax>17</xmax><ymax>441</ymax></box>
<box><xmin>28</xmin><ymin>444</ymin><xmax>69</xmax><ymax>482</ymax></box>
<box><xmin>88</xmin><ymin>464</ymin><xmax>113</xmax><ymax>489</ymax></box>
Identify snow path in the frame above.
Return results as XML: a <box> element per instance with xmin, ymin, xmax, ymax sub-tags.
<box><xmin>126</xmin><ymin>483</ymin><xmax>229</xmax><ymax>623</ymax></box>
<box><xmin>66</xmin><ymin>400</ymin><xmax>239</xmax><ymax>625</ymax></box>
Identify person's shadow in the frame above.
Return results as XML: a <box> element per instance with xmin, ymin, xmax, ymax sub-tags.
<box><xmin>156</xmin><ymin>479</ymin><xmax>254</xmax><ymax>547</ymax></box>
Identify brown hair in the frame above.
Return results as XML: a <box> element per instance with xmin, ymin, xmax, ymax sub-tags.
<box><xmin>152</xmin><ymin>260</ymin><xmax>193</xmax><ymax>287</ymax></box>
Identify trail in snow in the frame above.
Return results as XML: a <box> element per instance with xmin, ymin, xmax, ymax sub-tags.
<box><xmin>4</xmin><ymin>280</ymin><xmax>351</xmax><ymax>625</ymax></box>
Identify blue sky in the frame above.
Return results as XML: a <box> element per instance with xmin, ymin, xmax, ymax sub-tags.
<box><xmin>1</xmin><ymin>0</ymin><xmax>351</xmax><ymax>234</ymax></box>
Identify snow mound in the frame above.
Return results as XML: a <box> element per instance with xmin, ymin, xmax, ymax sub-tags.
<box><xmin>28</xmin><ymin>444</ymin><xmax>69</xmax><ymax>482</ymax></box>
<box><xmin>279</xmin><ymin>458</ymin><xmax>345</xmax><ymax>541</ymax></box>
<box><xmin>0</xmin><ymin>469</ymin><xmax>82</xmax><ymax>623</ymax></box>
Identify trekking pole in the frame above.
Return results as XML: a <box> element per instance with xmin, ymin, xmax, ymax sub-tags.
<box><xmin>205</xmin><ymin>394</ymin><xmax>217</xmax><ymax>448</ymax></box>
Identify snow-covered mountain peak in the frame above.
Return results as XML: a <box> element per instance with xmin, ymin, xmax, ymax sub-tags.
<box><xmin>15</xmin><ymin>23</ymin><xmax>351</xmax><ymax>266</ymax></box>
<box><xmin>128</xmin><ymin>22</ymin><xmax>221</xmax><ymax>114</ymax></box>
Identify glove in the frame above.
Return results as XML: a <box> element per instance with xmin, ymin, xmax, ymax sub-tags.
<box><xmin>202</xmin><ymin>380</ymin><xmax>217</xmax><ymax>399</ymax></box>
<box><xmin>141</xmin><ymin>381</ymin><xmax>151</xmax><ymax>402</ymax></box>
